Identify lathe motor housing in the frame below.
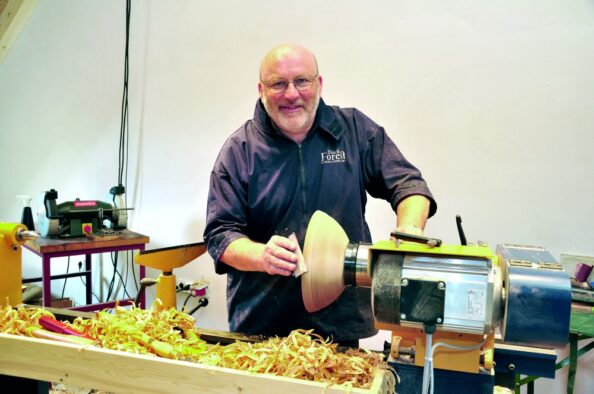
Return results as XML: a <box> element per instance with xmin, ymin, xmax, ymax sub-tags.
<box><xmin>344</xmin><ymin>241</ymin><xmax>571</xmax><ymax>348</ymax></box>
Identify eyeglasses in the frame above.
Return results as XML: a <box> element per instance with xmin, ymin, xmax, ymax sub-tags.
<box><xmin>261</xmin><ymin>74</ymin><xmax>318</xmax><ymax>94</ymax></box>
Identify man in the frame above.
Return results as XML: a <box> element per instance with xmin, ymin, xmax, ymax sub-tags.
<box><xmin>204</xmin><ymin>43</ymin><xmax>436</xmax><ymax>346</ymax></box>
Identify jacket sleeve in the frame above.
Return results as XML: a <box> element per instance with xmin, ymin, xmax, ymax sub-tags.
<box><xmin>203</xmin><ymin>138</ymin><xmax>249</xmax><ymax>274</ymax></box>
<box><xmin>356</xmin><ymin>110</ymin><xmax>437</xmax><ymax>217</ymax></box>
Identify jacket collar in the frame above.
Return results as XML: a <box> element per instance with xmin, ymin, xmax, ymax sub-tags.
<box><xmin>254</xmin><ymin>98</ymin><xmax>344</xmax><ymax>141</ymax></box>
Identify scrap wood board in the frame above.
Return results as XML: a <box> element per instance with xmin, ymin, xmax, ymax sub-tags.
<box><xmin>0</xmin><ymin>333</ymin><xmax>390</xmax><ymax>393</ymax></box>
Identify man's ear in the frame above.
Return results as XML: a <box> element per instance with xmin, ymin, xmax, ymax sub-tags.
<box><xmin>258</xmin><ymin>82</ymin><xmax>264</xmax><ymax>97</ymax></box>
<box><xmin>317</xmin><ymin>75</ymin><xmax>323</xmax><ymax>94</ymax></box>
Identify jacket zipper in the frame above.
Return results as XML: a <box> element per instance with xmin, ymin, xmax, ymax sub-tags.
<box><xmin>297</xmin><ymin>145</ymin><xmax>308</xmax><ymax>232</ymax></box>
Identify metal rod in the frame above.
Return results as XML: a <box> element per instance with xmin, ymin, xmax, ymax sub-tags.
<box><xmin>456</xmin><ymin>215</ymin><xmax>467</xmax><ymax>245</ymax></box>
<box><xmin>22</xmin><ymin>271</ymin><xmax>92</xmax><ymax>283</ymax></box>
<box><xmin>390</xmin><ymin>231</ymin><xmax>442</xmax><ymax>247</ymax></box>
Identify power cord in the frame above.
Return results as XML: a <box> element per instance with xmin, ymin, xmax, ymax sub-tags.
<box><xmin>106</xmin><ymin>251</ymin><xmax>132</xmax><ymax>300</ymax></box>
<box><xmin>178</xmin><ymin>281</ymin><xmax>209</xmax><ymax>315</ymax></box>
<box><xmin>107</xmin><ymin>0</ymin><xmax>134</xmax><ymax>305</ymax></box>
<box><xmin>421</xmin><ymin>325</ymin><xmax>486</xmax><ymax>394</ymax></box>
<box><xmin>117</xmin><ymin>0</ymin><xmax>131</xmax><ymax>189</ymax></box>
<box><xmin>61</xmin><ymin>257</ymin><xmax>71</xmax><ymax>299</ymax></box>
<box><xmin>77</xmin><ymin>260</ymin><xmax>101</xmax><ymax>304</ymax></box>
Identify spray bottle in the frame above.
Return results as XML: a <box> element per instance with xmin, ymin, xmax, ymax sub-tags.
<box><xmin>16</xmin><ymin>195</ymin><xmax>35</xmax><ymax>231</ymax></box>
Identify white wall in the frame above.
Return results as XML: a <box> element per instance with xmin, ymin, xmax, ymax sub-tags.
<box><xmin>1</xmin><ymin>1</ymin><xmax>593</xmax><ymax>392</ymax></box>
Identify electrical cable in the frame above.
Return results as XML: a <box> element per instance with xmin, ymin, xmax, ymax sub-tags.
<box><xmin>61</xmin><ymin>257</ymin><xmax>70</xmax><ymax>299</ymax></box>
<box><xmin>106</xmin><ymin>251</ymin><xmax>118</xmax><ymax>300</ymax></box>
<box><xmin>78</xmin><ymin>263</ymin><xmax>101</xmax><ymax>304</ymax></box>
<box><xmin>106</xmin><ymin>0</ymin><xmax>134</xmax><ymax>303</ymax></box>
<box><xmin>423</xmin><ymin>334</ymin><xmax>487</xmax><ymax>394</ymax></box>
<box><xmin>118</xmin><ymin>0</ymin><xmax>131</xmax><ymax>188</ymax></box>
<box><xmin>120</xmin><ymin>250</ymin><xmax>133</xmax><ymax>300</ymax></box>
<box><xmin>130</xmin><ymin>251</ymin><xmax>138</xmax><ymax>292</ymax></box>
<box><xmin>421</xmin><ymin>332</ymin><xmax>433</xmax><ymax>394</ymax></box>
<box><xmin>188</xmin><ymin>298</ymin><xmax>209</xmax><ymax>316</ymax></box>
<box><xmin>77</xmin><ymin>277</ymin><xmax>101</xmax><ymax>304</ymax></box>
<box><xmin>115</xmin><ymin>262</ymin><xmax>132</xmax><ymax>299</ymax></box>
<box><xmin>182</xmin><ymin>293</ymin><xmax>192</xmax><ymax>311</ymax></box>
<box><xmin>106</xmin><ymin>251</ymin><xmax>132</xmax><ymax>300</ymax></box>
<box><xmin>122</xmin><ymin>250</ymin><xmax>129</xmax><ymax>299</ymax></box>
<box><xmin>119</xmin><ymin>250</ymin><xmax>129</xmax><ymax>301</ymax></box>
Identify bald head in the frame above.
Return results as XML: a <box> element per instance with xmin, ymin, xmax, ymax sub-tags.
<box><xmin>259</xmin><ymin>43</ymin><xmax>319</xmax><ymax>81</ymax></box>
<box><xmin>257</xmin><ymin>43</ymin><xmax>323</xmax><ymax>143</ymax></box>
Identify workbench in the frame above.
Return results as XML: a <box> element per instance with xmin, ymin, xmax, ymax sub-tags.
<box><xmin>513</xmin><ymin>309</ymin><xmax>594</xmax><ymax>394</ymax></box>
<box><xmin>22</xmin><ymin>230</ymin><xmax>149</xmax><ymax>311</ymax></box>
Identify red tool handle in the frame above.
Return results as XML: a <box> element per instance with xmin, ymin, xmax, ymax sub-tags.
<box><xmin>39</xmin><ymin>316</ymin><xmax>94</xmax><ymax>340</ymax></box>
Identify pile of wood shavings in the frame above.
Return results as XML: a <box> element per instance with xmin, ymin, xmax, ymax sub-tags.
<box><xmin>1</xmin><ymin>304</ymin><xmax>395</xmax><ymax>390</ymax></box>
<box><xmin>71</xmin><ymin>304</ymin><xmax>207</xmax><ymax>359</ymax></box>
<box><xmin>0</xmin><ymin>303</ymin><xmax>53</xmax><ymax>334</ymax></box>
<box><xmin>199</xmin><ymin>328</ymin><xmax>394</xmax><ymax>390</ymax></box>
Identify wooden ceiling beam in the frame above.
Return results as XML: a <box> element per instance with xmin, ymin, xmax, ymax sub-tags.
<box><xmin>0</xmin><ymin>0</ymin><xmax>37</xmax><ymax>65</ymax></box>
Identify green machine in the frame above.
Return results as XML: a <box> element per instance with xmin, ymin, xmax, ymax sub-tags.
<box><xmin>34</xmin><ymin>186</ymin><xmax>131</xmax><ymax>237</ymax></box>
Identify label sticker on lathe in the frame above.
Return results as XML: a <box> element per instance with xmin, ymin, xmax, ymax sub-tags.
<box><xmin>466</xmin><ymin>288</ymin><xmax>486</xmax><ymax>321</ymax></box>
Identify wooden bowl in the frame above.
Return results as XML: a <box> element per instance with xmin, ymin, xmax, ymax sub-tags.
<box><xmin>302</xmin><ymin>211</ymin><xmax>349</xmax><ymax>312</ymax></box>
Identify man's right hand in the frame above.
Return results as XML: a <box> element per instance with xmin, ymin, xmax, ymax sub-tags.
<box><xmin>260</xmin><ymin>235</ymin><xmax>298</xmax><ymax>276</ymax></box>
<box><xmin>220</xmin><ymin>236</ymin><xmax>298</xmax><ymax>276</ymax></box>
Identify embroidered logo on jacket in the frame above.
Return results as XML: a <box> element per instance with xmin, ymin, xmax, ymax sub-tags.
<box><xmin>321</xmin><ymin>149</ymin><xmax>346</xmax><ymax>164</ymax></box>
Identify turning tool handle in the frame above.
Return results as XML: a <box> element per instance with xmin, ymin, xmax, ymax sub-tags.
<box><xmin>39</xmin><ymin>316</ymin><xmax>95</xmax><ymax>340</ymax></box>
<box><xmin>390</xmin><ymin>231</ymin><xmax>442</xmax><ymax>247</ymax></box>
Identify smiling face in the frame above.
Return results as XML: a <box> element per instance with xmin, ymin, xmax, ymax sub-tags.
<box><xmin>258</xmin><ymin>44</ymin><xmax>323</xmax><ymax>143</ymax></box>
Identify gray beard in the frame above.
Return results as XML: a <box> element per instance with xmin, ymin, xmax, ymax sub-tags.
<box><xmin>263</xmin><ymin>94</ymin><xmax>321</xmax><ymax>138</ymax></box>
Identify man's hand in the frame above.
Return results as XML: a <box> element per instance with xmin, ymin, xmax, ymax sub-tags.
<box><xmin>395</xmin><ymin>195</ymin><xmax>430</xmax><ymax>235</ymax></box>
<box><xmin>221</xmin><ymin>236</ymin><xmax>298</xmax><ymax>275</ymax></box>
<box><xmin>260</xmin><ymin>235</ymin><xmax>298</xmax><ymax>276</ymax></box>
<box><xmin>395</xmin><ymin>224</ymin><xmax>424</xmax><ymax>236</ymax></box>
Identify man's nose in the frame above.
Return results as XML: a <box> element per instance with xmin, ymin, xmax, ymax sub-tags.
<box><xmin>283</xmin><ymin>82</ymin><xmax>301</xmax><ymax>99</ymax></box>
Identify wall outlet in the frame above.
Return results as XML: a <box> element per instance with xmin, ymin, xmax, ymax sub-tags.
<box><xmin>175</xmin><ymin>279</ymin><xmax>190</xmax><ymax>292</ymax></box>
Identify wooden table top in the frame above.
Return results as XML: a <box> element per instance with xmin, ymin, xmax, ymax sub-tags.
<box><xmin>24</xmin><ymin>230</ymin><xmax>150</xmax><ymax>254</ymax></box>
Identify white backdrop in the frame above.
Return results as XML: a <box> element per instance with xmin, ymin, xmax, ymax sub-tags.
<box><xmin>1</xmin><ymin>1</ymin><xmax>593</xmax><ymax>392</ymax></box>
